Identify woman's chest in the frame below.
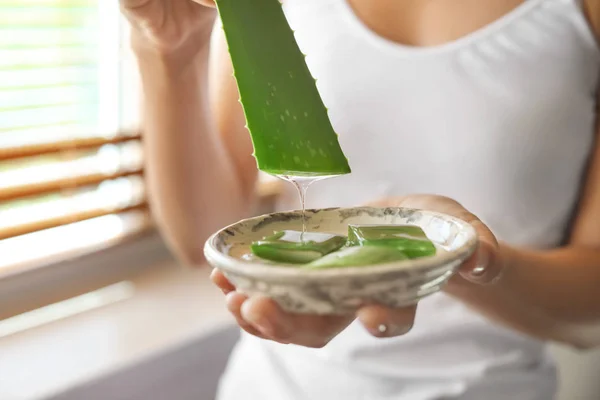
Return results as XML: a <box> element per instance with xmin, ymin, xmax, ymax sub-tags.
<box><xmin>345</xmin><ymin>0</ymin><xmax>527</xmax><ymax>47</ymax></box>
<box><xmin>280</xmin><ymin>0</ymin><xmax>600</xmax><ymax>245</ymax></box>
<box><xmin>284</xmin><ymin>0</ymin><xmax>598</xmax><ymax>173</ymax></box>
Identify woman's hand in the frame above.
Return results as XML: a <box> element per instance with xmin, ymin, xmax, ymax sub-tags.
<box><xmin>210</xmin><ymin>270</ymin><xmax>418</xmax><ymax>347</ymax></box>
<box><xmin>367</xmin><ymin>194</ymin><xmax>506</xmax><ymax>285</ymax></box>
<box><xmin>210</xmin><ymin>194</ymin><xmax>506</xmax><ymax>348</ymax></box>
<box><xmin>119</xmin><ymin>0</ymin><xmax>217</xmax><ymax>59</ymax></box>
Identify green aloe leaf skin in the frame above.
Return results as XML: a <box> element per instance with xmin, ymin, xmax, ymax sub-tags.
<box><xmin>251</xmin><ymin>247</ymin><xmax>323</xmax><ymax>264</ymax></box>
<box><xmin>215</xmin><ymin>0</ymin><xmax>351</xmax><ymax>176</ymax></box>
<box><xmin>304</xmin><ymin>246</ymin><xmax>409</xmax><ymax>269</ymax></box>
<box><xmin>347</xmin><ymin>224</ymin><xmax>437</xmax><ymax>259</ymax></box>
<box><xmin>250</xmin><ymin>230</ymin><xmax>347</xmax><ymax>264</ymax></box>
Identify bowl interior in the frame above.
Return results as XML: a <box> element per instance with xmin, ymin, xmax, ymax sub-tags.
<box><xmin>205</xmin><ymin>207</ymin><xmax>478</xmax><ymax>278</ymax></box>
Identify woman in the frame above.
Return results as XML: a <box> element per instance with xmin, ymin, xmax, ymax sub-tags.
<box><xmin>120</xmin><ymin>0</ymin><xmax>600</xmax><ymax>398</ymax></box>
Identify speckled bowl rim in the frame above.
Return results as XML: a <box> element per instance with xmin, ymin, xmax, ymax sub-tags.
<box><xmin>204</xmin><ymin>206</ymin><xmax>479</xmax><ymax>282</ymax></box>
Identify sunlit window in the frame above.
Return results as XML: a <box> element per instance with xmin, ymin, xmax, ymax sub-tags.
<box><xmin>0</xmin><ymin>0</ymin><xmax>148</xmax><ymax>272</ymax></box>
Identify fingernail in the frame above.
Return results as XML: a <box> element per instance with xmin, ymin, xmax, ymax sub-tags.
<box><xmin>471</xmin><ymin>265</ymin><xmax>486</xmax><ymax>276</ymax></box>
<box><xmin>372</xmin><ymin>323</ymin><xmax>412</xmax><ymax>337</ymax></box>
<box><xmin>471</xmin><ymin>247</ymin><xmax>489</xmax><ymax>277</ymax></box>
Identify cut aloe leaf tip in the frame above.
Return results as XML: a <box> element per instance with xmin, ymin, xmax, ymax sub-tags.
<box><xmin>215</xmin><ymin>0</ymin><xmax>351</xmax><ymax>176</ymax></box>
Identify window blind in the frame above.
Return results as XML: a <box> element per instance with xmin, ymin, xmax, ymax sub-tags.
<box><xmin>0</xmin><ymin>1</ymin><xmax>148</xmax><ymax>251</ymax></box>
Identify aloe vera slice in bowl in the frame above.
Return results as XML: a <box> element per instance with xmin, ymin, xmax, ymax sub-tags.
<box><xmin>250</xmin><ymin>230</ymin><xmax>347</xmax><ymax>264</ymax></box>
<box><xmin>304</xmin><ymin>246</ymin><xmax>409</xmax><ymax>269</ymax></box>
<box><xmin>215</xmin><ymin>0</ymin><xmax>351</xmax><ymax>176</ymax></box>
<box><xmin>347</xmin><ymin>224</ymin><xmax>437</xmax><ymax>259</ymax></box>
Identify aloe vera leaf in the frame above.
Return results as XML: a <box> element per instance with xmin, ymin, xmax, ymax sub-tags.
<box><xmin>348</xmin><ymin>225</ymin><xmax>429</xmax><ymax>241</ymax></box>
<box><xmin>304</xmin><ymin>246</ymin><xmax>409</xmax><ymax>269</ymax></box>
<box><xmin>347</xmin><ymin>224</ymin><xmax>437</xmax><ymax>259</ymax></box>
<box><xmin>214</xmin><ymin>0</ymin><xmax>351</xmax><ymax>176</ymax></box>
<box><xmin>251</xmin><ymin>246</ymin><xmax>322</xmax><ymax>264</ymax></box>
<box><xmin>250</xmin><ymin>230</ymin><xmax>347</xmax><ymax>264</ymax></box>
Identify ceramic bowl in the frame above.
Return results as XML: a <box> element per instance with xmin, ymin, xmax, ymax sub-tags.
<box><xmin>204</xmin><ymin>207</ymin><xmax>478</xmax><ymax>315</ymax></box>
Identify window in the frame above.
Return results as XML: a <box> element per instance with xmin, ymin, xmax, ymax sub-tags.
<box><xmin>0</xmin><ymin>1</ymin><xmax>284</xmax><ymax>321</ymax></box>
<box><xmin>0</xmin><ymin>0</ymin><xmax>149</xmax><ymax>275</ymax></box>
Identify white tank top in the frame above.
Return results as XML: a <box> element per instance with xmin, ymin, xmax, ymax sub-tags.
<box><xmin>217</xmin><ymin>1</ymin><xmax>600</xmax><ymax>399</ymax></box>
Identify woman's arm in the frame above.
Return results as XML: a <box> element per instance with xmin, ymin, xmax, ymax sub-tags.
<box><xmin>444</xmin><ymin>3</ymin><xmax>600</xmax><ymax>349</ymax></box>
<box><xmin>126</xmin><ymin>7</ymin><xmax>258</xmax><ymax>266</ymax></box>
<box><xmin>446</xmin><ymin>125</ymin><xmax>600</xmax><ymax>350</ymax></box>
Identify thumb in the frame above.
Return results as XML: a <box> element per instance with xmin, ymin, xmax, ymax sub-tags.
<box><xmin>356</xmin><ymin>304</ymin><xmax>417</xmax><ymax>338</ymax></box>
<box><xmin>458</xmin><ymin>238</ymin><xmax>505</xmax><ymax>285</ymax></box>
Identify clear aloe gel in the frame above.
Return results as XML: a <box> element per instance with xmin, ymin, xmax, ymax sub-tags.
<box><xmin>214</xmin><ymin>0</ymin><xmax>351</xmax><ymax>177</ymax></box>
<box><xmin>347</xmin><ymin>224</ymin><xmax>437</xmax><ymax>259</ymax></box>
<box><xmin>250</xmin><ymin>230</ymin><xmax>347</xmax><ymax>264</ymax></box>
<box><xmin>277</xmin><ymin>174</ymin><xmax>337</xmax><ymax>234</ymax></box>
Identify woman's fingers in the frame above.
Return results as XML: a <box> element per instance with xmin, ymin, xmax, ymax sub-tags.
<box><xmin>121</xmin><ymin>0</ymin><xmax>215</xmax><ymax>9</ymax></box>
<box><xmin>357</xmin><ymin>304</ymin><xmax>417</xmax><ymax>337</ymax></box>
<box><xmin>240</xmin><ymin>295</ymin><xmax>354</xmax><ymax>348</ymax></box>
<box><xmin>450</xmin><ymin>211</ymin><xmax>499</xmax><ymax>280</ymax></box>
<box><xmin>451</xmin><ymin>212</ymin><xmax>505</xmax><ymax>285</ymax></box>
<box><xmin>457</xmin><ymin>238</ymin><xmax>505</xmax><ymax>285</ymax></box>
<box><xmin>242</xmin><ymin>296</ymin><xmax>351</xmax><ymax>347</ymax></box>
<box><xmin>240</xmin><ymin>295</ymin><xmax>294</xmax><ymax>340</ymax></box>
<box><xmin>212</xmin><ymin>270</ymin><xmax>349</xmax><ymax>346</ymax></box>
<box><xmin>212</xmin><ymin>270</ymin><xmax>275</xmax><ymax>340</ymax></box>
<box><xmin>220</xmin><ymin>287</ymin><xmax>416</xmax><ymax>344</ymax></box>
<box><xmin>192</xmin><ymin>0</ymin><xmax>216</xmax><ymax>7</ymax></box>
<box><xmin>225</xmin><ymin>292</ymin><xmax>270</xmax><ymax>340</ymax></box>
<box><xmin>213</xmin><ymin>270</ymin><xmax>280</xmax><ymax>341</ymax></box>
<box><xmin>212</xmin><ymin>269</ymin><xmax>416</xmax><ymax>344</ymax></box>
<box><xmin>369</xmin><ymin>195</ymin><xmax>506</xmax><ymax>286</ymax></box>
<box><xmin>210</xmin><ymin>268</ymin><xmax>236</xmax><ymax>294</ymax></box>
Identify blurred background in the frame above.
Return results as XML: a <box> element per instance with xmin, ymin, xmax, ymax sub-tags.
<box><xmin>0</xmin><ymin>1</ymin><xmax>599</xmax><ymax>400</ymax></box>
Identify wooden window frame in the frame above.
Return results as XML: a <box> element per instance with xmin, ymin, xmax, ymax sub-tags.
<box><xmin>0</xmin><ymin>179</ymin><xmax>282</xmax><ymax>321</ymax></box>
<box><xmin>0</xmin><ymin>2</ymin><xmax>285</xmax><ymax>321</ymax></box>
<box><xmin>0</xmin><ymin>3</ymin><xmax>152</xmax><ymax>320</ymax></box>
